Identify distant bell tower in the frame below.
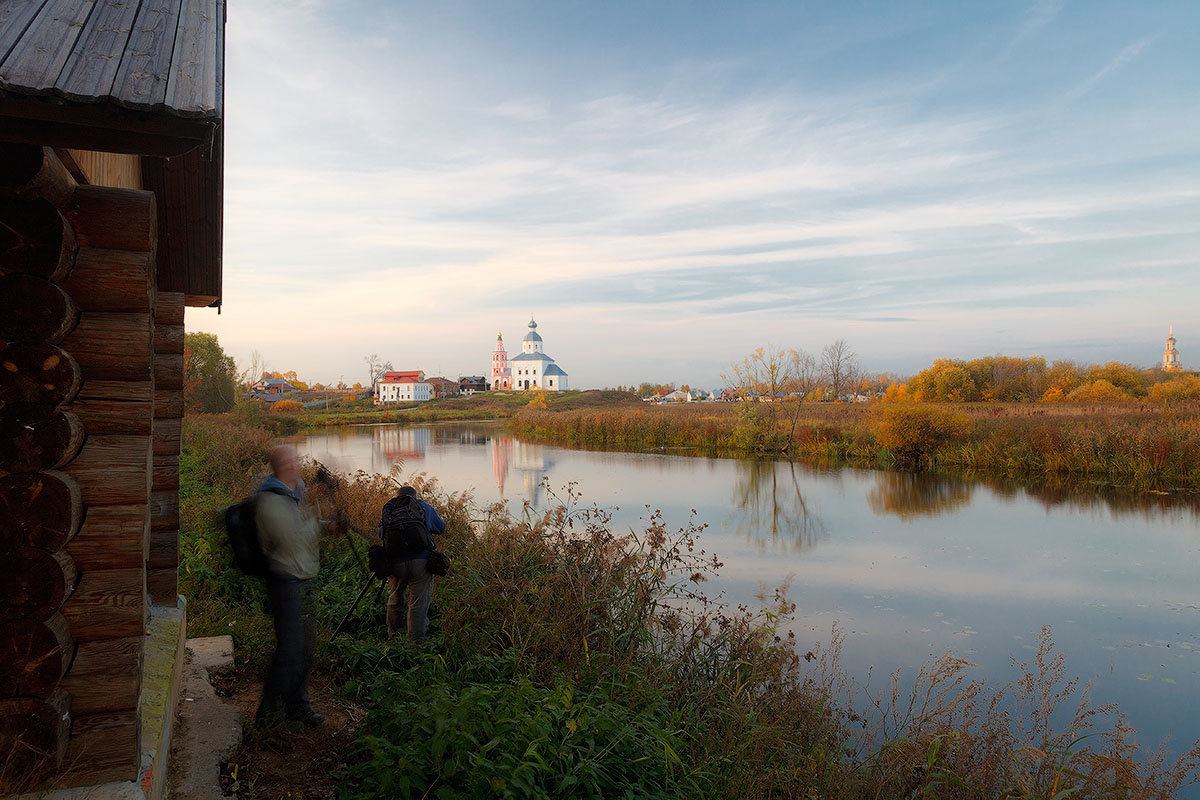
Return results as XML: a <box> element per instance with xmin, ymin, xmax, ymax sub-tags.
<box><xmin>491</xmin><ymin>332</ymin><xmax>512</xmax><ymax>390</ymax></box>
<box><xmin>1163</xmin><ymin>326</ymin><xmax>1183</xmax><ymax>372</ymax></box>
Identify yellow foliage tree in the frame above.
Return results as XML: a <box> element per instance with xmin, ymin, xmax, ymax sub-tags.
<box><xmin>270</xmin><ymin>399</ymin><xmax>303</xmax><ymax>413</ymax></box>
<box><xmin>882</xmin><ymin>382</ymin><xmax>909</xmax><ymax>403</ymax></box>
<box><xmin>1040</xmin><ymin>386</ymin><xmax>1065</xmax><ymax>402</ymax></box>
<box><xmin>1065</xmin><ymin>380</ymin><xmax>1131</xmax><ymax>403</ymax></box>
<box><xmin>874</xmin><ymin>404</ymin><xmax>972</xmax><ymax>468</ymax></box>
<box><xmin>527</xmin><ymin>389</ymin><xmax>550</xmax><ymax>410</ymax></box>
<box><xmin>1147</xmin><ymin>375</ymin><xmax>1200</xmax><ymax>405</ymax></box>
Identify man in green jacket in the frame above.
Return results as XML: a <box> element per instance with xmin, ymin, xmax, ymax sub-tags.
<box><xmin>254</xmin><ymin>444</ymin><xmax>324</xmax><ymax>730</ymax></box>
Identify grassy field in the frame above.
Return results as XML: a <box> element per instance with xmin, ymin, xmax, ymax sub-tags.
<box><xmin>179</xmin><ymin>413</ymin><xmax>1200</xmax><ymax>799</ymax></box>
<box><xmin>292</xmin><ymin>389</ymin><xmax>643</xmax><ymax>428</ymax></box>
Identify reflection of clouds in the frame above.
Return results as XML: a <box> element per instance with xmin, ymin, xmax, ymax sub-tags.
<box><xmin>777</xmin><ymin>542</ymin><xmax>1105</xmax><ymax>605</ymax></box>
<box><xmin>868</xmin><ymin>472</ymin><xmax>973</xmax><ymax>520</ymax></box>
<box><xmin>732</xmin><ymin>460</ymin><xmax>828</xmax><ymax>552</ymax></box>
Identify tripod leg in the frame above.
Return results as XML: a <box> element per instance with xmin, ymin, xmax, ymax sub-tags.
<box><xmin>330</xmin><ymin>574</ymin><xmax>379</xmax><ymax>640</ymax></box>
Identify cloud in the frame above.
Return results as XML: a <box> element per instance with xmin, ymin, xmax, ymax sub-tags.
<box><xmin>200</xmin><ymin>2</ymin><xmax>1200</xmax><ymax>386</ymax></box>
<box><xmin>1067</xmin><ymin>35</ymin><xmax>1157</xmax><ymax>100</ymax></box>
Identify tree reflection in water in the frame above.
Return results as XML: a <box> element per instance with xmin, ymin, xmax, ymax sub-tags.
<box><xmin>868</xmin><ymin>472</ymin><xmax>974</xmax><ymax>520</ymax></box>
<box><xmin>732</xmin><ymin>459</ymin><xmax>828</xmax><ymax>551</ymax></box>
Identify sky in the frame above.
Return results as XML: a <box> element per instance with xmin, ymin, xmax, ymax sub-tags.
<box><xmin>192</xmin><ymin>0</ymin><xmax>1200</xmax><ymax>389</ymax></box>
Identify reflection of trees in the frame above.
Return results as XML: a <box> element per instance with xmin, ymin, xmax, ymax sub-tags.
<box><xmin>868</xmin><ymin>472</ymin><xmax>973</xmax><ymax>520</ymax></box>
<box><xmin>975</xmin><ymin>472</ymin><xmax>1200</xmax><ymax>523</ymax></box>
<box><xmin>733</xmin><ymin>459</ymin><xmax>827</xmax><ymax>552</ymax></box>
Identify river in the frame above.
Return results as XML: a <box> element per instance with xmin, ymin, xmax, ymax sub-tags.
<box><xmin>293</xmin><ymin>421</ymin><xmax>1200</xmax><ymax>759</ymax></box>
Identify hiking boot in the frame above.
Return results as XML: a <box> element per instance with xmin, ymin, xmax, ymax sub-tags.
<box><xmin>288</xmin><ymin>710</ymin><xmax>325</xmax><ymax>728</ymax></box>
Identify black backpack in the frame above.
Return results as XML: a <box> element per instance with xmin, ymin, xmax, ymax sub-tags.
<box><xmin>224</xmin><ymin>487</ymin><xmax>295</xmax><ymax>576</ymax></box>
<box><xmin>380</xmin><ymin>493</ymin><xmax>433</xmax><ymax>559</ymax></box>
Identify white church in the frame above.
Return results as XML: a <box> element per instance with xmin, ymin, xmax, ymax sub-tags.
<box><xmin>491</xmin><ymin>318</ymin><xmax>569</xmax><ymax>391</ymax></box>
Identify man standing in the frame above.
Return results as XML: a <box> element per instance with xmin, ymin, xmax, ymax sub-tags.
<box><xmin>379</xmin><ymin>485</ymin><xmax>446</xmax><ymax>642</ymax></box>
<box><xmin>255</xmin><ymin>444</ymin><xmax>324</xmax><ymax>729</ymax></box>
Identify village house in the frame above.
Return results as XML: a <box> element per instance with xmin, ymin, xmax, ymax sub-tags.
<box><xmin>0</xmin><ymin>0</ymin><xmax>225</xmax><ymax>794</ymax></box>
<box><xmin>375</xmin><ymin>370</ymin><xmax>432</xmax><ymax>404</ymax></box>
<box><xmin>249</xmin><ymin>376</ymin><xmax>297</xmax><ymax>396</ymax></box>
<box><xmin>459</xmin><ymin>376</ymin><xmax>488</xmax><ymax>395</ymax></box>
<box><xmin>425</xmin><ymin>376</ymin><xmax>459</xmax><ymax>399</ymax></box>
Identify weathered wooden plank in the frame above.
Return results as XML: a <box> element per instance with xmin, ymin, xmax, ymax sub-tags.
<box><xmin>61</xmin><ymin>311</ymin><xmax>153</xmax><ymax>382</ymax></box>
<box><xmin>0</xmin><ymin>613</ymin><xmax>72</xmax><ymax>697</ymax></box>
<box><xmin>0</xmin><ymin>144</ymin><xmax>77</xmax><ymax>208</ymax></box>
<box><xmin>76</xmin><ymin>378</ymin><xmax>154</xmax><ymax>404</ymax></box>
<box><xmin>0</xmin><ymin>0</ymin><xmax>94</xmax><ymax>92</ymax></box>
<box><xmin>154</xmin><ymin>323</ymin><xmax>184</xmax><ymax>354</ymax></box>
<box><xmin>163</xmin><ymin>0</ymin><xmax>221</xmax><ymax>117</ymax></box>
<box><xmin>0</xmin><ymin>343</ymin><xmax>82</xmax><ymax>406</ymax></box>
<box><xmin>153</xmin><ymin>388</ymin><xmax>184</xmax><ymax>419</ymax></box>
<box><xmin>65</xmin><ymin>185</ymin><xmax>156</xmax><ymax>252</ymax></box>
<box><xmin>61</xmin><ymin>708</ymin><xmax>139</xmax><ymax>785</ymax></box>
<box><xmin>154</xmin><ymin>291</ymin><xmax>185</xmax><ymax>325</ymax></box>
<box><xmin>0</xmin><ymin>685</ymin><xmax>71</xmax><ymax>781</ymax></box>
<box><xmin>0</xmin><ymin>1</ymin><xmax>51</xmax><ymax>67</ymax></box>
<box><xmin>70</xmin><ymin>393</ymin><xmax>153</xmax><ymax>436</ymax></box>
<box><xmin>60</xmin><ymin>567</ymin><xmax>144</xmax><ymax>642</ymax></box>
<box><xmin>0</xmin><ymin>547</ymin><xmax>76</xmax><ymax>623</ymax></box>
<box><xmin>65</xmin><ymin>504</ymin><xmax>147</xmax><ymax>571</ymax></box>
<box><xmin>147</xmin><ymin>524</ymin><xmax>177</xmax><ymax>564</ymax></box>
<box><xmin>147</xmin><ymin>567</ymin><xmax>177</xmax><ymax>605</ymax></box>
<box><xmin>0</xmin><ymin>274</ymin><xmax>79</xmax><ymax>343</ymax></box>
<box><xmin>61</xmin><ymin>247</ymin><xmax>154</xmax><ymax>312</ymax></box>
<box><xmin>149</xmin><ymin>488</ymin><xmax>178</xmax><ymax>530</ymax></box>
<box><xmin>111</xmin><ymin>0</ymin><xmax>181</xmax><ymax>110</ymax></box>
<box><xmin>0</xmin><ymin>404</ymin><xmax>85</xmax><ymax>471</ymax></box>
<box><xmin>0</xmin><ymin>195</ymin><xmax>76</xmax><ymax>280</ymax></box>
<box><xmin>59</xmin><ymin>636</ymin><xmax>141</xmax><ymax>715</ymax></box>
<box><xmin>152</xmin><ymin>454</ymin><xmax>179</xmax><ymax>491</ymax></box>
<box><xmin>0</xmin><ymin>470</ymin><xmax>82</xmax><ymax>551</ymax></box>
<box><xmin>152</xmin><ymin>417</ymin><xmax>181</xmax><ymax>456</ymax></box>
<box><xmin>56</xmin><ymin>0</ymin><xmax>140</xmax><ymax>103</ymax></box>
<box><xmin>64</xmin><ymin>434</ymin><xmax>151</xmax><ymax>506</ymax></box>
<box><xmin>153</xmin><ymin>352</ymin><xmax>183</xmax><ymax>390</ymax></box>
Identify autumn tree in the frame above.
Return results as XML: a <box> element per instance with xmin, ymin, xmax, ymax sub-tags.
<box><xmin>184</xmin><ymin>331</ymin><xmax>237</xmax><ymax>413</ymax></box>
<box><xmin>820</xmin><ymin>339</ymin><xmax>859</xmax><ymax>400</ymax></box>
<box><xmin>364</xmin><ymin>354</ymin><xmax>393</xmax><ymax>389</ymax></box>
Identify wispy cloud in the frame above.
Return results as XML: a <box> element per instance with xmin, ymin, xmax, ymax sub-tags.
<box><xmin>199</xmin><ymin>1</ymin><xmax>1200</xmax><ymax>386</ymax></box>
<box><xmin>1067</xmin><ymin>35</ymin><xmax>1157</xmax><ymax>100</ymax></box>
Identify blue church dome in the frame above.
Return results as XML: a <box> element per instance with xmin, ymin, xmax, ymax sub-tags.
<box><xmin>523</xmin><ymin>317</ymin><xmax>542</xmax><ymax>342</ymax></box>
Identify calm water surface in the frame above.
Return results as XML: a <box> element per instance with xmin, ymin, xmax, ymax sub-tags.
<box><xmin>294</xmin><ymin>422</ymin><xmax>1200</xmax><ymax>757</ymax></box>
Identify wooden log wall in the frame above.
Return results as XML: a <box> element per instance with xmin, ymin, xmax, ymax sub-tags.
<box><xmin>150</xmin><ymin>292</ymin><xmax>184</xmax><ymax>605</ymax></box>
<box><xmin>0</xmin><ymin>144</ymin><xmax>165</xmax><ymax>790</ymax></box>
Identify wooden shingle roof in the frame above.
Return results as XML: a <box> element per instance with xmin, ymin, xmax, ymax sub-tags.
<box><xmin>0</xmin><ymin>0</ymin><xmax>224</xmax><ymax>157</ymax></box>
<box><xmin>0</xmin><ymin>0</ymin><xmax>223</xmax><ymax>118</ymax></box>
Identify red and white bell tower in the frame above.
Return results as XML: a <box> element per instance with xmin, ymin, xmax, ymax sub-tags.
<box><xmin>491</xmin><ymin>332</ymin><xmax>512</xmax><ymax>390</ymax></box>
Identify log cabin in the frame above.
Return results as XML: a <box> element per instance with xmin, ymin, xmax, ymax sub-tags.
<box><xmin>1</xmin><ymin>0</ymin><xmax>225</xmax><ymax>795</ymax></box>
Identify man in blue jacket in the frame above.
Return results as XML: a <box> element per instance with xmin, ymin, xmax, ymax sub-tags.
<box><xmin>377</xmin><ymin>485</ymin><xmax>445</xmax><ymax>641</ymax></box>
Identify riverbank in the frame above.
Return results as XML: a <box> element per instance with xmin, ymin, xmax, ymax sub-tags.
<box><xmin>180</xmin><ymin>413</ymin><xmax>1199</xmax><ymax>798</ymax></box>
<box><xmin>508</xmin><ymin>401</ymin><xmax>1200</xmax><ymax>490</ymax></box>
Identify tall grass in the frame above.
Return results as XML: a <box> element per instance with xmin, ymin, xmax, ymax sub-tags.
<box><xmin>510</xmin><ymin>402</ymin><xmax>1200</xmax><ymax>489</ymax></box>
<box><xmin>179</xmin><ymin>413</ymin><xmax>1200</xmax><ymax>799</ymax></box>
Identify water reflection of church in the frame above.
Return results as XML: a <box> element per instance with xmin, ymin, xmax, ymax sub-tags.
<box><xmin>492</xmin><ymin>434</ymin><xmax>553</xmax><ymax>506</ymax></box>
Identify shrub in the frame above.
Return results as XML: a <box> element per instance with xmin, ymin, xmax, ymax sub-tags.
<box><xmin>1148</xmin><ymin>375</ymin><xmax>1200</xmax><ymax>405</ymax></box>
<box><xmin>1065</xmin><ymin>379</ymin><xmax>1131</xmax><ymax>404</ymax></box>
<box><xmin>270</xmin><ymin>399</ymin><xmax>303</xmax><ymax>413</ymax></box>
<box><xmin>874</xmin><ymin>404</ymin><xmax>972</xmax><ymax>468</ymax></box>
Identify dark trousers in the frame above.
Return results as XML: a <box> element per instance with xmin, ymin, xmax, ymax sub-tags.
<box><xmin>257</xmin><ymin>575</ymin><xmax>315</xmax><ymax>723</ymax></box>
